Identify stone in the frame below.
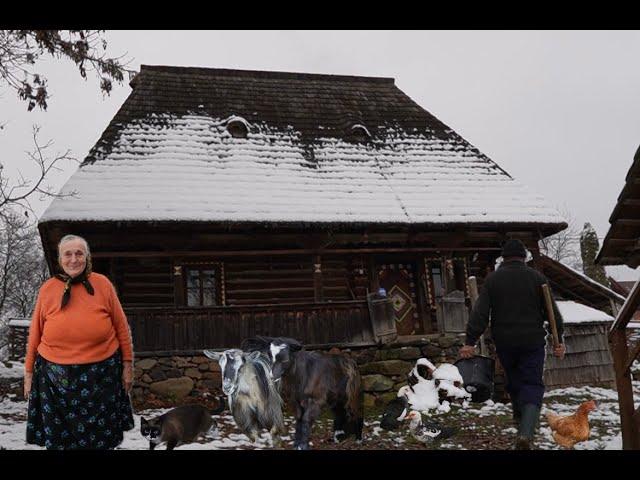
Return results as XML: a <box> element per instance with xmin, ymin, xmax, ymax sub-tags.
<box><xmin>132</xmin><ymin>388</ymin><xmax>145</xmax><ymax>401</ymax></box>
<box><xmin>202</xmin><ymin>379</ymin><xmax>221</xmax><ymax>391</ymax></box>
<box><xmin>158</xmin><ymin>358</ymin><xmax>174</xmax><ymax>367</ymax></box>
<box><xmin>192</xmin><ymin>357</ymin><xmax>209</xmax><ymax>364</ymax></box>
<box><xmin>198</xmin><ymin>363</ymin><xmax>211</xmax><ymax>372</ymax></box>
<box><xmin>364</xmin><ymin>393</ymin><xmax>377</xmax><ymax>408</ymax></box>
<box><xmin>421</xmin><ymin>344</ymin><xmax>442</xmax><ymax>359</ymax></box>
<box><xmin>437</xmin><ymin>336</ymin><xmax>458</xmax><ymax>348</ymax></box>
<box><xmin>149</xmin><ymin>367</ymin><xmax>167</xmax><ymax>382</ymax></box>
<box><xmin>397</xmin><ymin>347</ymin><xmax>422</xmax><ymax>361</ymax></box>
<box><xmin>353</xmin><ymin>350</ymin><xmax>376</xmax><ymax>365</ymax></box>
<box><xmin>378</xmin><ymin>391</ymin><xmax>398</xmax><ymax>405</ymax></box>
<box><xmin>185</xmin><ymin>368</ymin><xmax>202</xmax><ymax>379</ymax></box>
<box><xmin>378</xmin><ymin>390</ymin><xmax>398</xmax><ymax>405</ymax></box>
<box><xmin>136</xmin><ymin>358</ymin><xmax>157</xmax><ymax>370</ymax></box>
<box><xmin>359</xmin><ymin>360</ymin><xmax>412</xmax><ymax>376</ymax></box>
<box><xmin>133</xmin><ymin>368</ymin><xmax>143</xmax><ymax>379</ymax></box>
<box><xmin>374</xmin><ymin>349</ymin><xmax>399</xmax><ymax>361</ymax></box>
<box><xmin>149</xmin><ymin>377</ymin><xmax>194</xmax><ymax>400</ymax></box>
<box><xmin>362</xmin><ymin>374</ymin><xmax>394</xmax><ymax>392</ymax></box>
<box><xmin>172</xmin><ymin>356</ymin><xmax>194</xmax><ymax>368</ymax></box>
<box><xmin>393</xmin><ymin>381</ymin><xmax>407</xmax><ymax>391</ymax></box>
<box><xmin>202</xmin><ymin>372</ymin><xmax>221</xmax><ymax>381</ymax></box>
<box><xmin>165</xmin><ymin>368</ymin><xmax>182</xmax><ymax>379</ymax></box>
<box><xmin>141</xmin><ymin>374</ymin><xmax>153</xmax><ymax>384</ymax></box>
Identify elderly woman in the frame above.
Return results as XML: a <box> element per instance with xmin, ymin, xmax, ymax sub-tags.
<box><xmin>23</xmin><ymin>234</ymin><xmax>135</xmax><ymax>449</ymax></box>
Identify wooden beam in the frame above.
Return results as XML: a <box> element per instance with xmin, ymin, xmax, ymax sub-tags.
<box><xmin>610</xmin><ymin>329</ymin><xmax>640</xmax><ymax>449</ymax></box>
<box><xmin>624</xmin><ymin>338</ymin><xmax>640</xmax><ymax>376</ymax></box>
<box><xmin>610</xmin><ymin>277</ymin><xmax>640</xmax><ymax>335</ymax></box>
<box><xmin>622</xmin><ymin>199</ymin><xmax>640</xmax><ymax>207</ymax></box>
<box><xmin>313</xmin><ymin>254</ymin><xmax>323</xmax><ymax>302</ymax></box>
<box><xmin>607</xmin><ymin>239</ymin><xmax>638</xmax><ymax>245</ymax></box>
<box><xmin>616</xmin><ymin>219</ymin><xmax>640</xmax><ymax>227</ymax></box>
<box><xmin>91</xmin><ymin>246</ymin><xmax>503</xmax><ymax>259</ymax></box>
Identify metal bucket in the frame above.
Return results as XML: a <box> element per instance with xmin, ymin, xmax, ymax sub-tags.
<box><xmin>454</xmin><ymin>355</ymin><xmax>495</xmax><ymax>403</ymax></box>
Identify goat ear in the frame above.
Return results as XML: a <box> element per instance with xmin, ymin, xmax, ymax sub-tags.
<box><xmin>203</xmin><ymin>349</ymin><xmax>222</xmax><ymax>361</ymax></box>
<box><xmin>283</xmin><ymin>338</ymin><xmax>303</xmax><ymax>351</ymax></box>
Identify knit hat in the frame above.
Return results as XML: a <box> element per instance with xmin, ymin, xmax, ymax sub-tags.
<box><xmin>501</xmin><ymin>239</ymin><xmax>527</xmax><ymax>258</ymax></box>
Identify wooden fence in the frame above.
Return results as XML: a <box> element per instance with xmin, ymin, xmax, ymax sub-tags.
<box><xmin>126</xmin><ymin>300</ymin><xmax>378</xmax><ymax>355</ymax></box>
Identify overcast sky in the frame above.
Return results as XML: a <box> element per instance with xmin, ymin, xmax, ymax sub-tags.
<box><xmin>1</xmin><ymin>30</ymin><xmax>638</xmax><ymax>280</ymax></box>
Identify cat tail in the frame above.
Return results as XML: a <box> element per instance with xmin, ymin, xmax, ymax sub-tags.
<box><xmin>210</xmin><ymin>396</ymin><xmax>226</xmax><ymax>415</ymax></box>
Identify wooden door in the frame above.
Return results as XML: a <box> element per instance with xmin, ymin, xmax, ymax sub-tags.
<box><xmin>377</xmin><ymin>263</ymin><xmax>422</xmax><ymax>335</ymax></box>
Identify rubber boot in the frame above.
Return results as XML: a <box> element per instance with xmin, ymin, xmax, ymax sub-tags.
<box><xmin>515</xmin><ymin>403</ymin><xmax>540</xmax><ymax>450</ymax></box>
<box><xmin>511</xmin><ymin>399</ymin><xmax>521</xmax><ymax>427</ymax></box>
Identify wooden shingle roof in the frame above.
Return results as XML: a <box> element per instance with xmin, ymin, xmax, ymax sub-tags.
<box><xmin>597</xmin><ymin>145</ymin><xmax>640</xmax><ymax>267</ymax></box>
<box><xmin>40</xmin><ymin>65</ymin><xmax>566</xmax><ymax>231</ymax></box>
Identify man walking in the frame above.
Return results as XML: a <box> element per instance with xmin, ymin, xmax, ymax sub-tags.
<box><xmin>459</xmin><ymin>239</ymin><xmax>566</xmax><ymax>450</ymax></box>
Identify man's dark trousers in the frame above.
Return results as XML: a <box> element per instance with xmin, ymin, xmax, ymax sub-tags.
<box><xmin>496</xmin><ymin>344</ymin><xmax>546</xmax><ymax>410</ymax></box>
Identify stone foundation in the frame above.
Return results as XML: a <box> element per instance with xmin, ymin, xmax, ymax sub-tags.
<box><xmin>132</xmin><ymin>355</ymin><xmax>221</xmax><ymax>405</ymax></box>
<box><xmin>132</xmin><ymin>333</ymin><xmax>502</xmax><ymax>408</ymax></box>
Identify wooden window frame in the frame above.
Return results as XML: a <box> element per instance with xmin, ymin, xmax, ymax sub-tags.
<box><xmin>173</xmin><ymin>261</ymin><xmax>225</xmax><ymax>307</ymax></box>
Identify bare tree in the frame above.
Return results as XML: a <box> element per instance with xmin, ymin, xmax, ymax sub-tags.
<box><xmin>539</xmin><ymin>204</ymin><xmax>583</xmax><ymax>270</ymax></box>
<box><xmin>0</xmin><ymin>125</ymin><xmax>77</xmax><ymax>219</ymax></box>
<box><xmin>0</xmin><ymin>210</ymin><xmax>47</xmax><ymax>319</ymax></box>
<box><xmin>0</xmin><ymin>30</ymin><xmax>130</xmax><ymax>111</ymax></box>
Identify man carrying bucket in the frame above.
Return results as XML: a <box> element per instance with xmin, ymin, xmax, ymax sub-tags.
<box><xmin>458</xmin><ymin>239</ymin><xmax>566</xmax><ymax>450</ymax></box>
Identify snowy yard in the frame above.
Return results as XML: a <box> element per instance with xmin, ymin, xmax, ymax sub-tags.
<box><xmin>1</xmin><ymin>359</ymin><xmax>638</xmax><ymax>450</ymax></box>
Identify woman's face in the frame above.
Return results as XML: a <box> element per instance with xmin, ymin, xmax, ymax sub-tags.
<box><xmin>59</xmin><ymin>239</ymin><xmax>87</xmax><ymax>278</ymax></box>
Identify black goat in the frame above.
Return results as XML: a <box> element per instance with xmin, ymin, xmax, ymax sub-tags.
<box><xmin>242</xmin><ymin>336</ymin><xmax>364</xmax><ymax>450</ymax></box>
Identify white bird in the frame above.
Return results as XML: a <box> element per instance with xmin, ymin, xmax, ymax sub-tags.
<box><xmin>398</xmin><ymin>381</ymin><xmax>440</xmax><ymax>412</ymax></box>
<box><xmin>405</xmin><ymin>410</ymin><xmax>457</xmax><ymax>444</ymax></box>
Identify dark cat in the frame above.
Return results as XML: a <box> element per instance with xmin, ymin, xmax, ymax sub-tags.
<box><xmin>140</xmin><ymin>398</ymin><xmax>226</xmax><ymax>450</ymax></box>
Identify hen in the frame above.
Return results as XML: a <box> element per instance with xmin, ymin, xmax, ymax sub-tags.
<box><xmin>545</xmin><ymin>400</ymin><xmax>596</xmax><ymax>449</ymax></box>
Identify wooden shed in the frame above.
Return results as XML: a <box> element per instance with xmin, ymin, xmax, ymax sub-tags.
<box><xmin>544</xmin><ymin>301</ymin><xmax>615</xmax><ymax>389</ymax></box>
<box><xmin>36</xmin><ymin>65</ymin><xmax>568</xmax><ymax>357</ymax></box>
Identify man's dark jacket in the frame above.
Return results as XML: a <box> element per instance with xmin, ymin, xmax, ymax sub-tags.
<box><xmin>465</xmin><ymin>260</ymin><xmax>564</xmax><ymax>349</ymax></box>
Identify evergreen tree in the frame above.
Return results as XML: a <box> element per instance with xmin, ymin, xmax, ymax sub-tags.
<box><xmin>580</xmin><ymin>222</ymin><xmax>609</xmax><ymax>287</ymax></box>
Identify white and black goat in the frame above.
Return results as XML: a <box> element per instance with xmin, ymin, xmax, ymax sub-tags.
<box><xmin>203</xmin><ymin>348</ymin><xmax>285</xmax><ymax>446</ymax></box>
<box><xmin>242</xmin><ymin>336</ymin><xmax>364</xmax><ymax>450</ymax></box>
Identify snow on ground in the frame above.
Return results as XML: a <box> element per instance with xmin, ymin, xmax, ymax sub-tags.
<box><xmin>0</xmin><ymin>360</ymin><xmax>24</xmax><ymax>379</ymax></box>
<box><xmin>1</xmin><ymin>359</ymin><xmax>638</xmax><ymax>450</ymax></box>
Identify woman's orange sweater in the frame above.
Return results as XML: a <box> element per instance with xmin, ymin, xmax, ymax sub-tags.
<box><xmin>25</xmin><ymin>272</ymin><xmax>133</xmax><ymax>373</ymax></box>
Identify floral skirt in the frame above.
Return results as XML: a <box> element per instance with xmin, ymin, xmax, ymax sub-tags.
<box><xmin>26</xmin><ymin>350</ymin><xmax>135</xmax><ymax>450</ymax></box>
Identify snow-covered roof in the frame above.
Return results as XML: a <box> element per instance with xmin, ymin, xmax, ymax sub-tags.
<box><xmin>556</xmin><ymin>300</ymin><xmax>614</xmax><ymax>324</ymax></box>
<box><xmin>40</xmin><ymin>65</ymin><xmax>566</xmax><ymax>228</ymax></box>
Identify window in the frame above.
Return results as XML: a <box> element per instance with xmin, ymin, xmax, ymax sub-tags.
<box><xmin>225</xmin><ymin>116</ymin><xmax>249</xmax><ymax>138</ymax></box>
<box><xmin>347</xmin><ymin>124</ymin><xmax>371</xmax><ymax>143</ymax></box>
<box><xmin>431</xmin><ymin>265</ymin><xmax>444</xmax><ymax>298</ymax></box>
<box><xmin>184</xmin><ymin>265</ymin><xmax>221</xmax><ymax>306</ymax></box>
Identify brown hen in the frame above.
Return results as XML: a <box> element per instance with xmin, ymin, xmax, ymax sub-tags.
<box><xmin>545</xmin><ymin>400</ymin><xmax>597</xmax><ymax>449</ymax></box>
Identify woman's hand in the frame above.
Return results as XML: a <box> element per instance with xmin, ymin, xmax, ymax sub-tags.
<box><xmin>122</xmin><ymin>361</ymin><xmax>133</xmax><ymax>393</ymax></box>
<box><xmin>24</xmin><ymin>372</ymin><xmax>33</xmax><ymax>399</ymax></box>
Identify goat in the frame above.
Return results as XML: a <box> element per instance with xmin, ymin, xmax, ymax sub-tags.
<box><xmin>242</xmin><ymin>336</ymin><xmax>364</xmax><ymax>450</ymax></box>
<box><xmin>203</xmin><ymin>348</ymin><xmax>285</xmax><ymax>446</ymax></box>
